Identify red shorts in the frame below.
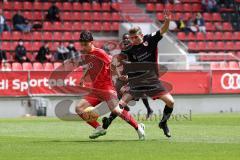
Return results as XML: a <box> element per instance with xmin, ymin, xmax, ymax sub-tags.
<box><xmin>83</xmin><ymin>88</ymin><xmax>117</xmax><ymax>106</ymax></box>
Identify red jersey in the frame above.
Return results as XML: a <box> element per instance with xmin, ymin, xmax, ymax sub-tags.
<box><xmin>83</xmin><ymin>48</ymin><xmax>114</xmax><ymax>90</ymax></box>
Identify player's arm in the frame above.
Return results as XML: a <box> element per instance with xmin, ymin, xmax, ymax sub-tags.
<box><xmin>160</xmin><ymin>10</ymin><xmax>171</xmax><ymax>35</ymax></box>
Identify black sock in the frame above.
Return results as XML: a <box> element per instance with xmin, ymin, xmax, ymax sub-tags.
<box><xmin>108</xmin><ymin>112</ymin><xmax>118</xmax><ymax>121</ymax></box>
<box><xmin>160</xmin><ymin>105</ymin><xmax>173</xmax><ymax>123</ymax></box>
<box><xmin>142</xmin><ymin>98</ymin><xmax>152</xmax><ymax>113</ymax></box>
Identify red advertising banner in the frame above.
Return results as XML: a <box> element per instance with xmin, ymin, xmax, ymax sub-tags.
<box><xmin>0</xmin><ymin>71</ymin><xmax>239</xmax><ymax>96</ymax></box>
<box><xmin>211</xmin><ymin>70</ymin><xmax>240</xmax><ymax>94</ymax></box>
<box><xmin>161</xmin><ymin>71</ymin><xmax>211</xmax><ymax>94</ymax></box>
<box><xmin>0</xmin><ymin>72</ymin><xmax>29</xmax><ymax>96</ymax></box>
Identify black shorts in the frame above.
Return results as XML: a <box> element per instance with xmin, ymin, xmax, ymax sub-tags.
<box><xmin>121</xmin><ymin>80</ymin><xmax>167</xmax><ymax>99</ymax></box>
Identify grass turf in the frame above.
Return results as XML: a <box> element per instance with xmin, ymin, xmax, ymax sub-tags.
<box><xmin>0</xmin><ymin>113</ymin><xmax>240</xmax><ymax>160</ymax></box>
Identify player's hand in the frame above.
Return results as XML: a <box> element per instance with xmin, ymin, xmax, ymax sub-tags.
<box><xmin>119</xmin><ymin>75</ymin><xmax>128</xmax><ymax>81</ymax></box>
<box><xmin>163</xmin><ymin>10</ymin><xmax>171</xmax><ymax>21</ymax></box>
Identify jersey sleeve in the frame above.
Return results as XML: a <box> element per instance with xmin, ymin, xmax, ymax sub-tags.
<box><xmin>147</xmin><ymin>30</ymin><xmax>163</xmax><ymax>44</ymax></box>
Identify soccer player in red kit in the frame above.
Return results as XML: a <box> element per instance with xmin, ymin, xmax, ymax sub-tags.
<box><xmin>75</xmin><ymin>31</ymin><xmax>145</xmax><ymax>140</ymax></box>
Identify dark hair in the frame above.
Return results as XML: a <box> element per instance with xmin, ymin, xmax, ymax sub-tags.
<box><xmin>79</xmin><ymin>31</ymin><xmax>93</xmax><ymax>42</ymax></box>
<box><xmin>122</xmin><ymin>33</ymin><xmax>129</xmax><ymax>40</ymax></box>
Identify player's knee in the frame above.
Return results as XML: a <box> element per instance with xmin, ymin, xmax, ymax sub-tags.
<box><xmin>75</xmin><ymin>105</ymin><xmax>84</xmax><ymax>114</ymax></box>
<box><xmin>167</xmin><ymin>99</ymin><xmax>175</xmax><ymax>108</ymax></box>
<box><xmin>111</xmin><ymin>108</ymin><xmax>122</xmax><ymax>116</ymax></box>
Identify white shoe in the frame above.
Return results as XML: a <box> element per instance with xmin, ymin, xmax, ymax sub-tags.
<box><xmin>89</xmin><ymin>126</ymin><xmax>106</xmax><ymax>139</ymax></box>
<box><xmin>137</xmin><ymin>123</ymin><xmax>145</xmax><ymax>140</ymax></box>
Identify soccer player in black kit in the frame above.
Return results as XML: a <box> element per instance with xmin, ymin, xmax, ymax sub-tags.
<box><xmin>102</xmin><ymin>33</ymin><xmax>154</xmax><ymax>130</ymax></box>
<box><xmin>110</xmin><ymin>10</ymin><xmax>174</xmax><ymax>138</ymax></box>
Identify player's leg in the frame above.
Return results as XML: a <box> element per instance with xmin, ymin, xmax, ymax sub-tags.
<box><xmin>158</xmin><ymin>93</ymin><xmax>174</xmax><ymax>137</ymax></box>
<box><xmin>75</xmin><ymin>98</ymin><xmax>106</xmax><ymax>139</ymax></box>
<box><xmin>141</xmin><ymin>98</ymin><xmax>153</xmax><ymax>119</ymax></box>
<box><xmin>107</xmin><ymin>93</ymin><xmax>145</xmax><ymax>140</ymax></box>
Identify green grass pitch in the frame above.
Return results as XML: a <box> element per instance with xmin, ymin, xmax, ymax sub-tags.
<box><xmin>0</xmin><ymin>113</ymin><xmax>239</xmax><ymax>160</ymax></box>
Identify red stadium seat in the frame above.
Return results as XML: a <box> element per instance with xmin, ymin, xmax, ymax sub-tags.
<box><xmin>33</xmin><ymin>12</ymin><xmax>43</xmax><ymax>21</ymax></box>
<box><xmin>212</xmin><ymin>13</ymin><xmax>222</xmax><ymax>21</ymax></box>
<box><xmin>43</xmin><ymin>63</ymin><xmax>54</xmax><ymax>71</ymax></box>
<box><xmin>233</xmin><ymin>32</ymin><xmax>240</xmax><ymax>40</ymax></box>
<box><xmin>198</xmin><ymin>42</ymin><xmax>207</xmax><ymax>51</ymax></box>
<box><xmin>23</xmin><ymin>12</ymin><xmax>33</xmax><ymax>21</ymax></box>
<box><xmin>93</xmin><ymin>12</ymin><xmax>101</xmax><ymax>21</ymax></box>
<box><xmin>216</xmin><ymin>41</ymin><xmax>225</xmax><ymax>51</ymax></box>
<box><xmin>92</xmin><ymin>2</ymin><xmax>101</xmax><ymax>11</ymax></box>
<box><xmin>63</xmin><ymin>22</ymin><xmax>73</xmax><ymax>31</ymax></box>
<box><xmin>63</xmin><ymin>2</ymin><xmax>72</xmax><ymax>11</ymax></box>
<box><xmin>42</xmin><ymin>32</ymin><xmax>53</xmax><ymax>41</ymax></box>
<box><xmin>203</xmin><ymin>13</ymin><xmax>212</xmax><ymax>21</ymax></box>
<box><xmin>235</xmin><ymin>42</ymin><xmax>240</xmax><ymax>50</ymax></box>
<box><xmin>223</xmin><ymin>32</ymin><xmax>233</xmax><ymax>41</ymax></box>
<box><xmin>206</xmin><ymin>32</ymin><xmax>214</xmax><ymax>41</ymax></box>
<box><xmin>13</xmin><ymin>2</ymin><xmax>23</xmax><ymax>10</ymax></box>
<box><xmin>23</xmin><ymin>2</ymin><xmax>33</xmax><ymax>11</ymax></box>
<box><xmin>205</xmin><ymin>22</ymin><xmax>215</xmax><ymax>31</ymax></box>
<box><xmin>62</xmin><ymin>32</ymin><xmax>73</xmax><ymax>41</ymax></box>
<box><xmin>43</xmin><ymin>22</ymin><xmax>52</xmax><ymax>31</ymax></box>
<box><xmin>72</xmin><ymin>12</ymin><xmax>82</xmax><ymax>21</ymax></box>
<box><xmin>112</xmin><ymin>12</ymin><xmax>121</xmax><ymax>21</ymax></box>
<box><xmin>188</xmin><ymin>42</ymin><xmax>197</xmax><ymax>52</ymax></box>
<box><xmin>1</xmin><ymin>62</ymin><xmax>12</xmax><ymax>70</ymax></box>
<box><xmin>146</xmin><ymin>3</ymin><xmax>155</xmax><ymax>12</ymax></box>
<box><xmin>183</xmin><ymin>3</ymin><xmax>191</xmax><ymax>12</ymax></box>
<box><xmin>82</xmin><ymin>2</ymin><xmax>91</xmax><ymax>11</ymax></box>
<box><xmin>73</xmin><ymin>32</ymin><xmax>80</xmax><ymax>41</ymax></box>
<box><xmin>27</xmin><ymin>52</ymin><xmax>35</xmax><ymax>62</ymax></box>
<box><xmin>23</xmin><ymin>32</ymin><xmax>33</xmax><ymax>41</ymax></box>
<box><xmin>12</xmin><ymin>31</ymin><xmax>22</xmax><ymax>41</ymax></box>
<box><xmin>102</xmin><ymin>12</ymin><xmax>111</xmax><ymax>21</ymax></box>
<box><xmin>2</xmin><ymin>42</ymin><xmax>12</xmax><ymax>51</ymax></box>
<box><xmin>156</xmin><ymin>13</ymin><xmax>164</xmax><ymax>21</ymax></box>
<box><xmin>225</xmin><ymin>42</ymin><xmax>234</xmax><ymax>51</ymax></box>
<box><xmin>111</xmin><ymin>2</ymin><xmax>120</xmax><ymax>11</ymax></box>
<box><xmin>103</xmin><ymin>22</ymin><xmax>111</xmax><ymax>32</ymax></box>
<box><xmin>214</xmin><ymin>32</ymin><xmax>223</xmax><ymax>41</ymax></box>
<box><xmin>62</xmin><ymin>12</ymin><xmax>72</xmax><ymax>21</ymax></box>
<box><xmin>33</xmin><ymin>62</ymin><xmax>44</xmax><ymax>71</ymax></box>
<box><xmin>192</xmin><ymin>3</ymin><xmax>201</xmax><ymax>12</ymax></box>
<box><xmin>52</xmin><ymin>22</ymin><xmax>62</xmax><ymax>31</ymax></box>
<box><xmin>196</xmin><ymin>32</ymin><xmax>205</xmax><ymax>41</ymax></box>
<box><xmin>207</xmin><ymin>42</ymin><xmax>215</xmax><ymax>51</ymax></box>
<box><xmin>177</xmin><ymin>32</ymin><xmax>186</xmax><ymax>41</ymax></box>
<box><xmin>223</xmin><ymin>22</ymin><xmax>233</xmax><ymax>31</ymax></box>
<box><xmin>73</xmin><ymin>2</ymin><xmax>82</xmax><ymax>11</ymax></box>
<box><xmin>56</xmin><ymin>2</ymin><xmax>63</xmax><ymax>10</ymax></box>
<box><xmin>73</xmin><ymin>22</ymin><xmax>82</xmax><ymax>31</ymax></box>
<box><xmin>82</xmin><ymin>12</ymin><xmax>91</xmax><ymax>21</ymax></box>
<box><xmin>165</xmin><ymin>3</ymin><xmax>174</xmax><ymax>11</ymax></box>
<box><xmin>102</xmin><ymin>2</ymin><xmax>111</xmax><ymax>11</ymax></box>
<box><xmin>4</xmin><ymin>11</ymin><xmax>12</xmax><ymax>20</ymax></box>
<box><xmin>42</xmin><ymin>2</ymin><xmax>51</xmax><ymax>10</ymax></box>
<box><xmin>53</xmin><ymin>32</ymin><xmax>62</xmax><ymax>41</ymax></box>
<box><xmin>33</xmin><ymin>2</ymin><xmax>42</xmax><ymax>11</ymax></box>
<box><xmin>3</xmin><ymin>1</ymin><xmax>12</xmax><ymax>10</ymax></box>
<box><xmin>186</xmin><ymin>32</ymin><xmax>195</xmax><ymax>41</ymax></box>
<box><xmin>92</xmin><ymin>22</ymin><xmax>102</xmax><ymax>32</ymax></box>
<box><xmin>2</xmin><ymin>31</ymin><xmax>11</xmax><ymax>41</ymax></box>
<box><xmin>82</xmin><ymin>22</ymin><xmax>91</xmax><ymax>31</ymax></box>
<box><xmin>12</xmin><ymin>63</ymin><xmax>23</xmax><ymax>71</ymax></box>
<box><xmin>112</xmin><ymin>22</ymin><xmax>119</xmax><ymax>31</ymax></box>
<box><xmin>22</xmin><ymin>62</ymin><xmax>33</xmax><ymax>71</ymax></box>
<box><xmin>5</xmin><ymin>52</ymin><xmax>13</xmax><ymax>61</ymax></box>
<box><xmin>174</xmin><ymin>4</ymin><xmax>183</xmax><ymax>12</ymax></box>
<box><xmin>32</xmin><ymin>42</ymin><xmax>42</xmax><ymax>52</ymax></box>
<box><xmin>156</xmin><ymin>3</ymin><xmax>164</xmax><ymax>12</ymax></box>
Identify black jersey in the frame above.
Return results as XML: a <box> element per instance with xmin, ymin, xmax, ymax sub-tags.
<box><xmin>123</xmin><ymin>30</ymin><xmax>162</xmax><ymax>63</ymax></box>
